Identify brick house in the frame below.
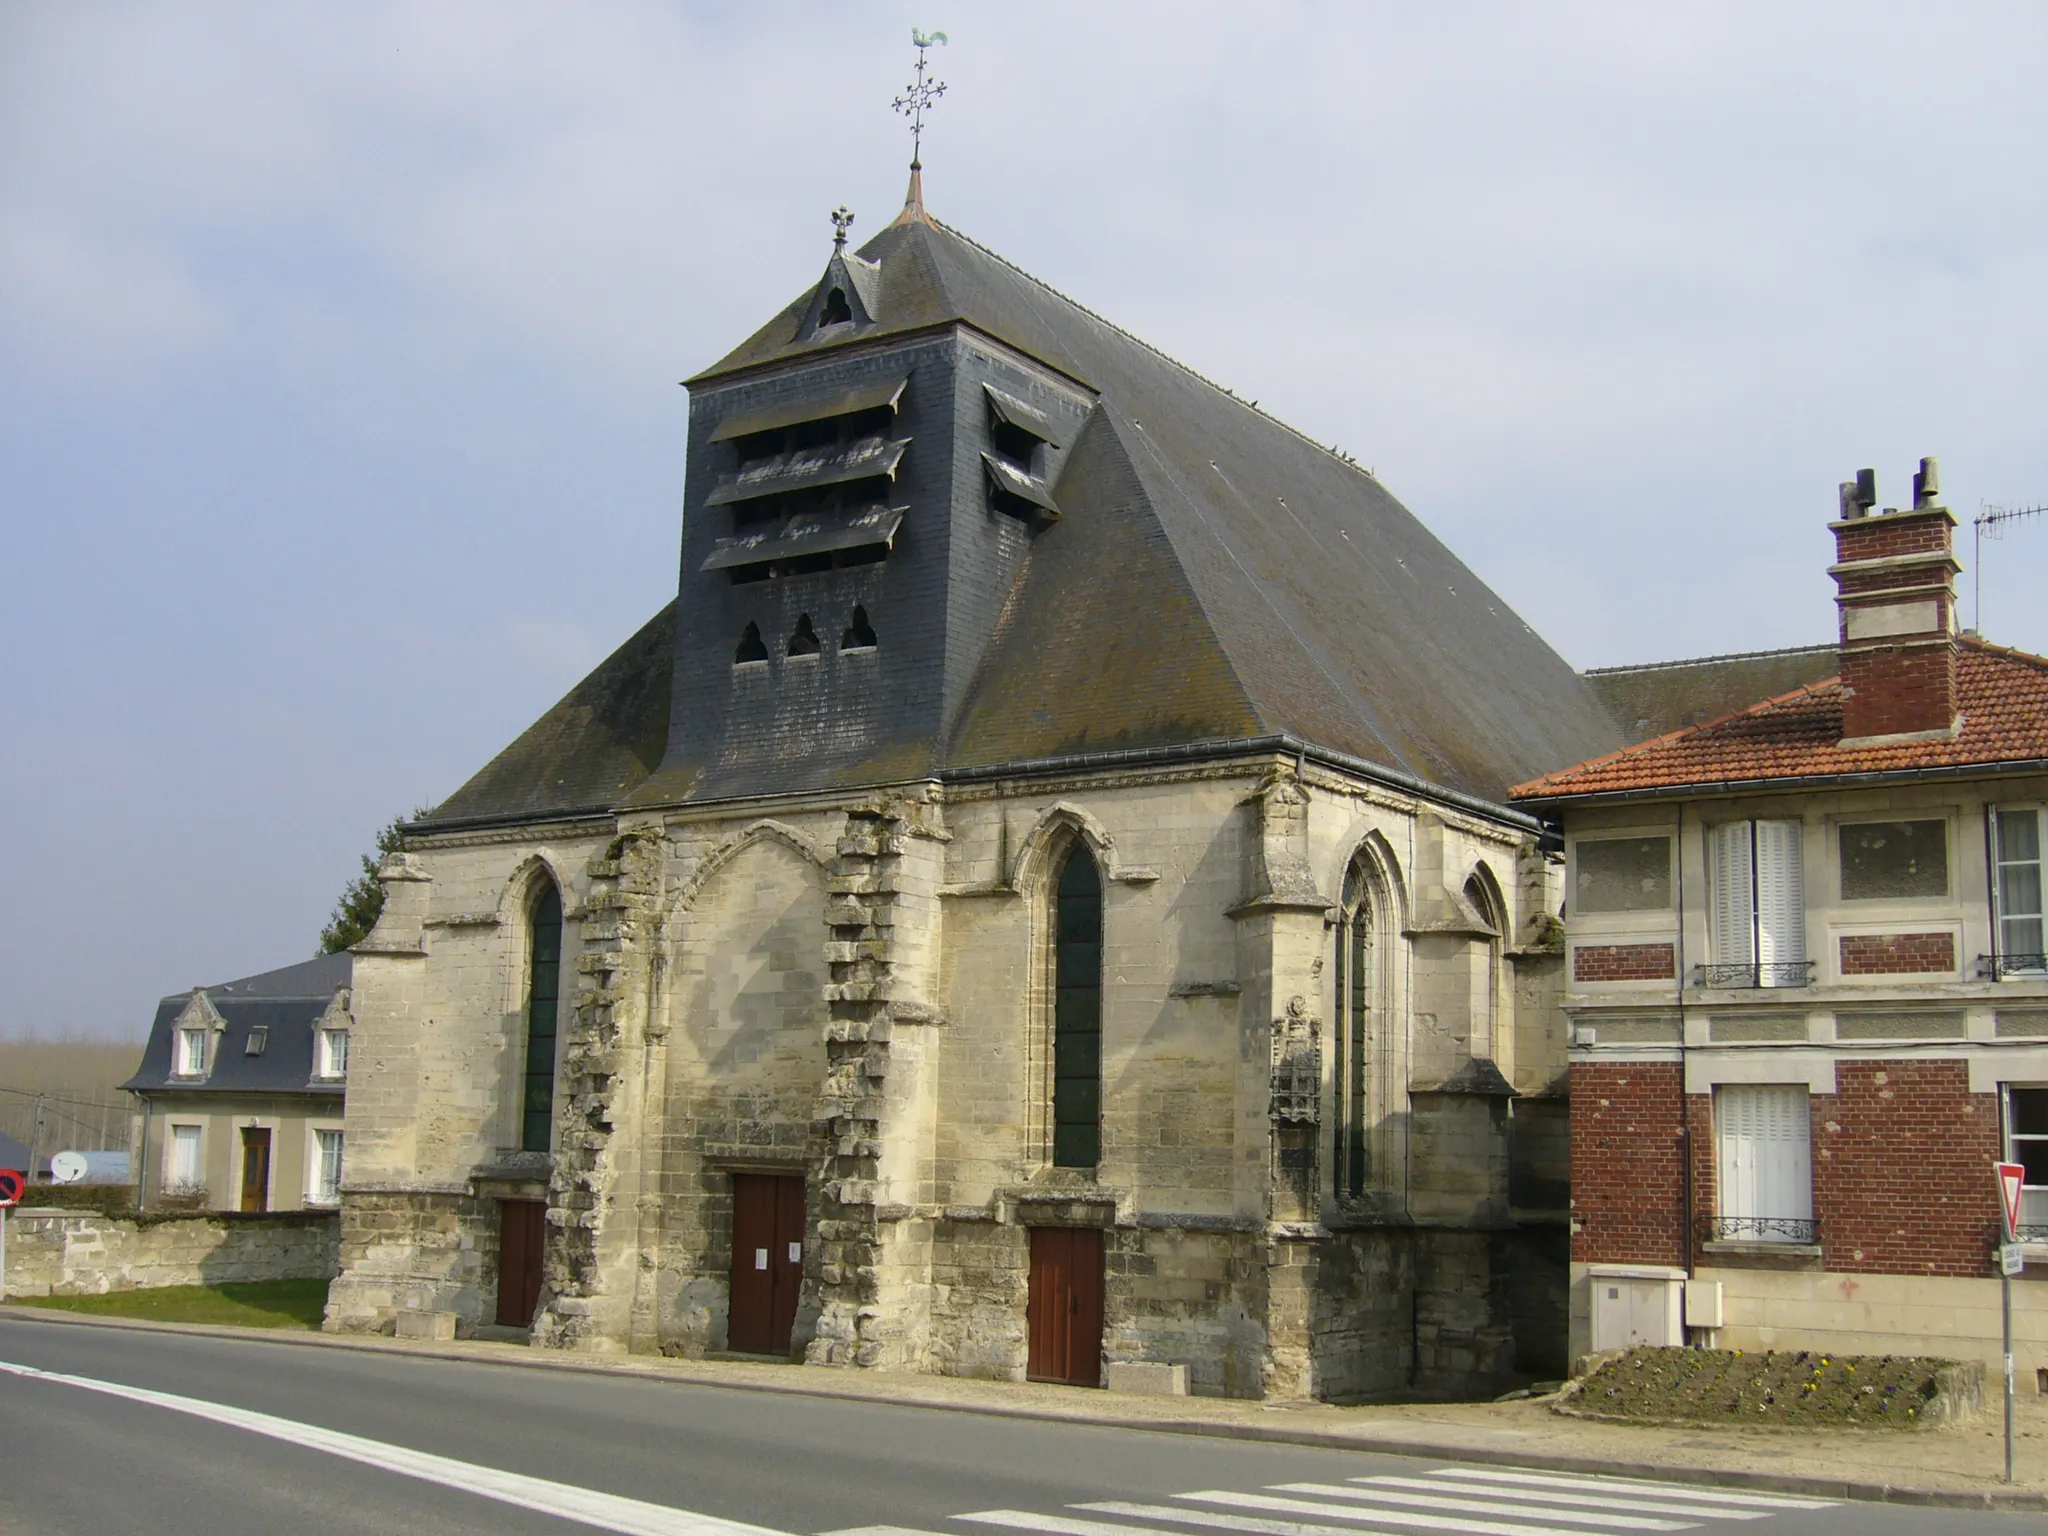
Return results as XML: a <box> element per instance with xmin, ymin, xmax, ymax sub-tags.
<box><xmin>1513</xmin><ymin>460</ymin><xmax>2048</xmax><ymax>1376</ymax></box>
<box><xmin>319</xmin><ymin>170</ymin><xmax>1627</xmax><ymax>1398</ymax></box>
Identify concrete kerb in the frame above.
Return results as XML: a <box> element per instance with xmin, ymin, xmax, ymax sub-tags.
<box><xmin>0</xmin><ymin>1305</ymin><xmax>2040</xmax><ymax>1515</ymax></box>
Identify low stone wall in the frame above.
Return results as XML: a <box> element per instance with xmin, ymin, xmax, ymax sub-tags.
<box><xmin>0</xmin><ymin>1207</ymin><xmax>339</xmax><ymax>1297</ymax></box>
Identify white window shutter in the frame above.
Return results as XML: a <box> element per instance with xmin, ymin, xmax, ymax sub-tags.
<box><xmin>1754</xmin><ymin>820</ymin><xmax>1806</xmax><ymax>980</ymax></box>
<box><xmin>1717</xmin><ymin>1085</ymin><xmax>1811</xmax><ymax>1236</ymax></box>
<box><xmin>1717</xmin><ymin>1086</ymin><xmax>1757</xmax><ymax>1220</ymax></box>
<box><xmin>1711</xmin><ymin>823</ymin><xmax>1755</xmax><ymax>967</ymax></box>
<box><xmin>1751</xmin><ymin>1085</ymin><xmax>1812</xmax><ymax>1224</ymax></box>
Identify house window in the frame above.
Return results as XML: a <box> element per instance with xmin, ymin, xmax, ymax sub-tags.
<box><xmin>2005</xmin><ymin>1086</ymin><xmax>2048</xmax><ymax>1238</ymax></box>
<box><xmin>317</xmin><ymin>1028</ymin><xmax>348</xmax><ymax>1080</ymax></box>
<box><xmin>177</xmin><ymin>1027</ymin><xmax>211</xmax><ymax>1077</ymax></box>
<box><xmin>1994</xmin><ymin>810</ymin><xmax>2045</xmax><ymax>974</ymax></box>
<box><xmin>523</xmin><ymin>883</ymin><xmax>564</xmax><ymax>1154</ymax></box>
<box><xmin>1573</xmin><ymin>836</ymin><xmax>1673</xmax><ymax>913</ymax></box>
<box><xmin>244</xmin><ymin>1026</ymin><xmax>268</xmax><ymax>1056</ymax></box>
<box><xmin>1839</xmin><ymin>819</ymin><xmax>1948</xmax><ymax>900</ymax></box>
<box><xmin>1332</xmin><ymin>862</ymin><xmax>1377</xmax><ymax>1197</ymax></box>
<box><xmin>1714</xmin><ymin>1084</ymin><xmax>1814</xmax><ymax>1243</ymax></box>
<box><xmin>312</xmin><ymin>1129</ymin><xmax>345</xmax><ymax>1205</ymax></box>
<box><xmin>167</xmin><ymin>1124</ymin><xmax>203</xmax><ymax>1190</ymax></box>
<box><xmin>1708</xmin><ymin>820</ymin><xmax>1807</xmax><ymax>987</ymax></box>
<box><xmin>1052</xmin><ymin>846</ymin><xmax>1102</xmax><ymax>1169</ymax></box>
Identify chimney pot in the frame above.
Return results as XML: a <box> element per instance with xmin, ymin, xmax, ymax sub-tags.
<box><xmin>1913</xmin><ymin>455</ymin><xmax>1940</xmax><ymax>509</ymax></box>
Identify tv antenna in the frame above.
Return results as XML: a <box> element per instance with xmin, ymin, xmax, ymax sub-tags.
<box><xmin>1975</xmin><ymin>501</ymin><xmax>2047</xmax><ymax>634</ymax></box>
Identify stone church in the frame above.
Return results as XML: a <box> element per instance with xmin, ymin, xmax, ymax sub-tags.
<box><xmin>323</xmin><ymin>169</ymin><xmax>1623</xmax><ymax>1400</ymax></box>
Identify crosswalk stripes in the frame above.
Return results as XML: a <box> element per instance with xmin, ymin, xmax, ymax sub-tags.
<box><xmin>944</xmin><ymin>1463</ymin><xmax>1841</xmax><ymax>1536</ymax></box>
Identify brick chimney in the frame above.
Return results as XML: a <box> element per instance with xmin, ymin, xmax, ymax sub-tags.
<box><xmin>1829</xmin><ymin>457</ymin><xmax>1960</xmax><ymax>745</ymax></box>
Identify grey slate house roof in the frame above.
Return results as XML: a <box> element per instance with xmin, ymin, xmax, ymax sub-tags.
<box><xmin>0</xmin><ymin>1131</ymin><xmax>49</xmax><ymax>1180</ymax></box>
<box><xmin>425</xmin><ymin>202</ymin><xmax>1625</xmax><ymax>827</ymax></box>
<box><xmin>123</xmin><ymin>951</ymin><xmax>350</xmax><ymax>1098</ymax></box>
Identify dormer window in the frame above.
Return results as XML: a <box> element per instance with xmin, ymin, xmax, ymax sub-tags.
<box><xmin>317</xmin><ymin>1028</ymin><xmax>349</xmax><ymax>1080</ymax></box>
<box><xmin>177</xmin><ymin>1026</ymin><xmax>211</xmax><ymax>1077</ymax></box>
<box><xmin>820</xmin><ymin>286</ymin><xmax>853</xmax><ymax>327</ymax></box>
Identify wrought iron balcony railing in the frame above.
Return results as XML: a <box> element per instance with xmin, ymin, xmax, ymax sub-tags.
<box><xmin>1692</xmin><ymin>961</ymin><xmax>1817</xmax><ymax>990</ymax></box>
<box><xmin>1980</xmin><ymin>953</ymin><xmax>2048</xmax><ymax>980</ymax></box>
<box><xmin>1708</xmin><ymin>1216</ymin><xmax>1820</xmax><ymax>1245</ymax></box>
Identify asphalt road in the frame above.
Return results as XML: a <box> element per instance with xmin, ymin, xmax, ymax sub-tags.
<box><xmin>0</xmin><ymin>1317</ymin><xmax>2032</xmax><ymax>1536</ymax></box>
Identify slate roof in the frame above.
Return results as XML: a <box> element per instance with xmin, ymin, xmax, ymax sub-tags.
<box><xmin>428</xmin><ymin>603</ymin><xmax>676</xmax><ymax>827</ymax></box>
<box><xmin>1583</xmin><ymin>644</ymin><xmax>1838</xmax><ymax>745</ymax></box>
<box><xmin>422</xmin><ymin>204</ymin><xmax>1623</xmax><ymax>825</ymax></box>
<box><xmin>1512</xmin><ymin>639</ymin><xmax>2048</xmax><ymax>803</ymax></box>
<box><xmin>0</xmin><ymin>1130</ymin><xmax>49</xmax><ymax>1180</ymax></box>
<box><xmin>123</xmin><ymin>950</ymin><xmax>351</xmax><ymax>1097</ymax></box>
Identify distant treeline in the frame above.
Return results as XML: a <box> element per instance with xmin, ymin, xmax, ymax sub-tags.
<box><xmin>0</xmin><ymin>1035</ymin><xmax>146</xmax><ymax>1153</ymax></box>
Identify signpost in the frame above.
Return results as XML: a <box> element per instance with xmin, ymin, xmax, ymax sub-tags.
<box><xmin>1996</xmin><ymin>1160</ymin><xmax>2026</xmax><ymax>1485</ymax></box>
<box><xmin>0</xmin><ymin>1167</ymin><xmax>23</xmax><ymax>1303</ymax></box>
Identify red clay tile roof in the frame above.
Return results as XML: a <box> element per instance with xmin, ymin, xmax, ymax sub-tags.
<box><xmin>1511</xmin><ymin>639</ymin><xmax>2048</xmax><ymax>801</ymax></box>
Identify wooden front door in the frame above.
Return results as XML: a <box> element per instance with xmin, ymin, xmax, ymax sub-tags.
<box><xmin>1027</xmin><ymin>1226</ymin><xmax>1104</xmax><ymax>1386</ymax></box>
<box><xmin>728</xmin><ymin>1173</ymin><xmax>805</xmax><ymax>1355</ymax></box>
<box><xmin>238</xmin><ymin>1127</ymin><xmax>271</xmax><ymax>1213</ymax></box>
<box><xmin>496</xmin><ymin>1199</ymin><xmax>547</xmax><ymax>1328</ymax></box>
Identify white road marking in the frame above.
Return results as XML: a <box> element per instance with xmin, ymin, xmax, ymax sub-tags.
<box><xmin>1337</xmin><ymin>1478</ymin><xmax>1769</xmax><ymax>1521</ymax></box>
<box><xmin>1089</xmin><ymin>1495</ymin><xmax>1619</xmax><ymax>1536</ymax></box>
<box><xmin>958</xmin><ymin>1514</ymin><xmax>1178</xmax><ymax>1536</ymax></box>
<box><xmin>822</xmin><ymin>1528</ymin><xmax>958</xmax><ymax>1536</ymax></box>
<box><xmin>1249</xmin><ymin>1484</ymin><xmax>1697</xmax><ymax>1531</ymax></box>
<box><xmin>0</xmin><ymin>1357</ymin><xmax>788</xmax><ymax>1536</ymax></box>
<box><xmin>1428</xmin><ymin>1471</ymin><xmax>1836</xmax><ymax>1512</ymax></box>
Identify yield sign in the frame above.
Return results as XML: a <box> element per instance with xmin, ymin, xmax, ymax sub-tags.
<box><xmin>1998</xmin><ymin>1161</ymin><xmax>2027</xmax><ymax>1239</ymax></box>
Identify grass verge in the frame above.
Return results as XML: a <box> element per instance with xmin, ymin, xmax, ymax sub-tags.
<box><xmin>11</xmin><ymin>1278</ymin><xmax>330</xmax><ymax>1329</ymax></box>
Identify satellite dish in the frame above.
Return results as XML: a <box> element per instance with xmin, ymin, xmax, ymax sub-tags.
<box><xmin>50</xmin><ymin>1151</ymin><xmax>89</xmax><ymax>1185</ymax></box>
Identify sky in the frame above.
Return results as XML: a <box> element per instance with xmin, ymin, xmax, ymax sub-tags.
<box><xmin>4</xmin><ymin>2</ymin><xmax>2046</xmax><ymax>1040</ymax></box>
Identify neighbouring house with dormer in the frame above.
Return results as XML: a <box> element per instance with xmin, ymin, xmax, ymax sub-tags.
<box><xmin>318</xmin><ymin>165</ymin><xmax>1629</xmax><ymax>1399</ymax></box>
<box><xmin>1514</xmin><ymin>459</ymin><xmax>2048</xmax><ymax>1377</ymax></box>
<box><xmin>125</xmin><ymin>952</ymin><xmax>352</xmax><ymax>1213</ymax></box>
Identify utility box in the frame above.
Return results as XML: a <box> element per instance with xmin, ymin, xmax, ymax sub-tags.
<box><xmin>1588</xmin><ymin>1264</ymin><xmax>1685</xmax><ymax>1351</ymax></box>
<box><xmin>1684</xmin><ymin>1278</ymin><xmax>1725</xmax><ymax>1330</ymax></box>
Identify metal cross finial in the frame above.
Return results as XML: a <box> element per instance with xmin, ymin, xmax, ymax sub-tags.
<box><xmin>892</xmin><ymin>27</ymin><xmax>948</xmax><ymax>170</ymax></box>
<box><xmin>830</xmin><ymin>206</ymin><xmax>854</xmax><ymax>249</ymax></box>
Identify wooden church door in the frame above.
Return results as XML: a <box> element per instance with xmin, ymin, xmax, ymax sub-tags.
<box><xmin>1027</xmin><ymin>1226</ymin><xmax>1103</xmax><ymax>1386</ymax></box>
<box><xmin>728</xmin><ymin>1174</ymin><xmax>805</xmax><ymax>1355</ymax></box>
<box><xmin>496</xmin><ymin>1199</ymin><xmax>546</xmax><ymax>1327</ymax></box>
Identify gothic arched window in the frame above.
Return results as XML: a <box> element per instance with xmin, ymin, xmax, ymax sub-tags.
<box><xmin>522</xmin><ymin>883</ymin><xmax>563</xmax><ymax>1153</ymax></box>
<box><xmin>1332</xmin><ymin>862</ymin><xmax>1374</xmax><ymax>1197</ymax></box>
<box><xmin>1052</xmin><ymin>846</ymin><xmax>1103</xmax><ymax>1168</ymax></box>
<box><xmin>1465</xmin><ymin>873</ymin><xmax>1504</xmax><ymax>1061</ymax></box>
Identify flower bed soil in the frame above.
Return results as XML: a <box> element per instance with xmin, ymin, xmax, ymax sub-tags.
<box><xmin>1558</xmin><ymin>1346</ymin><xmax>1973</xmax><ymax>1430</ymax></box>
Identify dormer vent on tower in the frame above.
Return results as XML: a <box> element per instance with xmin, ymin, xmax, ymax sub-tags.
<box><xmin>982</xmin><ymin>383</ymin><xmax>1063</xmax><ymax>524</ymax></box>
<box><xmin>700</xmin><ymin>375</ymin><xmax>912</xmax><ymax>584</ymax></box>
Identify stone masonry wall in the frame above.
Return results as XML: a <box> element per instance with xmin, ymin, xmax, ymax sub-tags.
<box><xmin>324</xmin><ymin>1191</ymin><xmax>492</xmax><ymax>1333</ymax></box>
<box><xmin>4</xmin><ymin>1209</ymin><xmax>338</xmax><ymax>1298</ymax></box>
